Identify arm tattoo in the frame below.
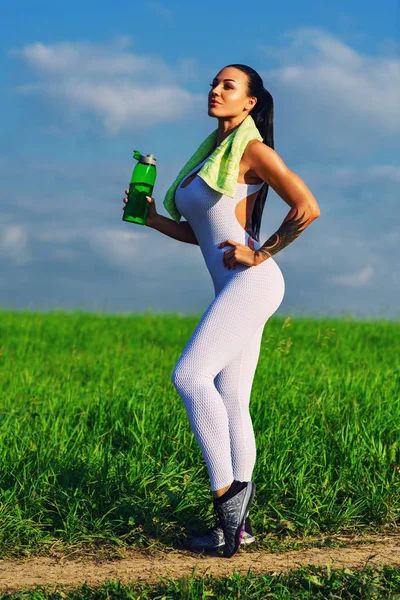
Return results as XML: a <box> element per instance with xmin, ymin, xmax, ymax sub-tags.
<box><xmin>258</xmin><ymin>208</ymin><xmax>311</xmax><ymax>261</ymax></box>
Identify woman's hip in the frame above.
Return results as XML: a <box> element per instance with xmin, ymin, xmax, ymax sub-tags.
<box><xmin>211</xmin><ymin>255</ymin><xmax>285</xmax><ymax>302</ymax></box>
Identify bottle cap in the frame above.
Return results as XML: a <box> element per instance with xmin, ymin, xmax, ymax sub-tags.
<box><xmin>133</xmin><ymin>150</ymin><xmax>156</xmax><ymax>165</ymax></box>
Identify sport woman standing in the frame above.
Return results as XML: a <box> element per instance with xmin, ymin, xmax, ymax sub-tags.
<box><xmin>123</xmin><ymin>64</ymin><xmax>320</xmax><ymax>558</ymax></box>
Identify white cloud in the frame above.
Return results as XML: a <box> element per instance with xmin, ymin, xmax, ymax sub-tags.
<box><xmin>36</xmin><ymin>225</ymin><xmax>146</xmax><ymax>270</ymax></box>
<box><xmin>294</xmin><ymin>162</ymin><xmax>400</xmax><ymax>200</ymax></box>
<box><xmin>53</xmin><ymin>248</ymin><xmax>80</xmax><ymax>261</ymax></box>
<box><xmin>9</xmin><ymin>40</ymin><xmax>173</xmax><ymax>78</ymax></box>
<box><xmin>88</xmin><ymin>228</ymin><xmax>146</xmax><ymax>265</ymax></box>
<box><xmin>36</xmin><ymin>227</ymin><xmax>89</xmax><ymax>243</ymax></box>
<box><xmin>9</xmin><ymin>40</ymin><xmax>204</xmax><ymax>133</ymax></box>
<box><xmin>0</xmin><ymin>225</ymin><xmax>31</xmax><ymax>265</ymax></box>
<box><xmin>15</xmin><ymin>80</ymin><xmax>203</xmax><ymax>134</ymax></box>
<box><xmin>146</xmin><ymin>1</ymin><xmax>175</xmax><ymax>23</ymax></box>
<box><xmin>369</xmin><ymin>165</ymin><xmax>400</xmax><ymax>182</ymax></box>
<box><xmin>7</xmin><ymin>29</ymin><xmax>400</xmax><ymax>148</ymax></box>
<box><xmin>259</xmin><ymin>27</ymin><xmax>400</xmax><ymax>155</ymax></box>
<box><xmin>330</xmin><ymin>265</ymin><xmax>374</xmax><ymax>287</ymax></box>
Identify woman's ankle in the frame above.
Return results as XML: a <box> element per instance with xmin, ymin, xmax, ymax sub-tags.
<box><xmin>213</xmin><ymin>480</ymin><xmax>247</xmax><ymax>505</ymax></box>
<box><xmin>212</xmin><ymin>482</ymin><xmax>232</xmax><ymax>499</ymax></box>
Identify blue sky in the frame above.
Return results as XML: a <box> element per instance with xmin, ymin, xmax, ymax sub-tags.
<box><xmin>1</xmin><ymin>0</ymin><xmax>399</xmax><ymax>319</ymax></box>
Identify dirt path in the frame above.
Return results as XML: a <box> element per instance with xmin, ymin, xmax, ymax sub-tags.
<box><xmin>1</xmin><ymin>534</ymin><xmax>400</xmax><ymax>592</ymax></box>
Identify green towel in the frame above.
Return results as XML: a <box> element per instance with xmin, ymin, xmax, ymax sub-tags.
<box><xmin>163</xmin><ymin>114</ymin><xmax>263</xmax><ymax>224</ymax></box>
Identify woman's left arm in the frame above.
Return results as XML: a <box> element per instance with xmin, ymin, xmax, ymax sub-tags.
<box><xmin>247</xmin><ymin>141</ymin><xmax>321</xmax><ymax>263</ymax></box>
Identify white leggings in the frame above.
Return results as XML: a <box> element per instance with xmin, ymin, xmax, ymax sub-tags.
<box><xmin>171</xmin><ymin>256</ymin><xmax>285</xmax><ymax>492</ymax></box>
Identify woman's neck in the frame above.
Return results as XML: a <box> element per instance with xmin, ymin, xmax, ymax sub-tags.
<box><xmin>215</xmin><ymin>115</ymin><xmax>248</xmax><ymax>146</ymax></box>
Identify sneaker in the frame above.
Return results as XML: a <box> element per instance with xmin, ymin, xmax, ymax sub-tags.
<box><xmin>185</xmin><ymin>514</ymin><xmax>255</xmax><ymax>552</ymax></box>
<box><xmin>213</xmin><ymin>481</ymin><xmax>256</xmax><ymax>558</ymax></box>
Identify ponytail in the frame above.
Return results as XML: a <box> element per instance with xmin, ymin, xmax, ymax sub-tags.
<box><xmin>225</xmin><ymin>64</ymin><xmax>274</xmax><ymax>243</ymax></box>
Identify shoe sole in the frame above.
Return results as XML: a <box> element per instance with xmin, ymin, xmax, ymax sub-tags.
<box><xmin>227</xmin><ymin>532</ymin><xmax>255</xmax><ymax>547</ymax></box>
<box><xmin>224</xmin><ymin>482</ymin><xmax>256</xmax><ymax>558</ymax></box>
<box><xmin>187</xmin><ymin>532</ymin><xmax>256</xmax><ymax>552</ymax></box>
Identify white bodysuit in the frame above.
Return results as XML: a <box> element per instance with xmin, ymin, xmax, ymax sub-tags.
<box><xmin>172</xmin><ymin>153</ymin><xmax>285</xmax><ymax>491</ymax></box>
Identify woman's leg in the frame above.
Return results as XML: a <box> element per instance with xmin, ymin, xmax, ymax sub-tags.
<box><xmin>214</xmin><ymin>323</ymin><xmax>265</xmax><ymax>483</ymax></box>
<box><xmin>171</xmin><ymin>259</ymin><xmax>284</xmax><ymax>492</ymax></box>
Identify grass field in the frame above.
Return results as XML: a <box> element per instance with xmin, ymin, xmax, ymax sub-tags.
<box><xmin>0</xmin><ymin>309</ymin><xmax>399</xmax><ymax>597</ymax></box>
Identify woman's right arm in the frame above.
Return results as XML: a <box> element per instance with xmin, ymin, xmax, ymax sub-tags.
<box><xmin>148</xmin><ymin>214</ymin><xmax>199</xmax><ymax>246</ymax></box>
<box><xmin>123</xmin><ymin>189</ymin><xmax>199</xmax><ymax>245</ymax></box>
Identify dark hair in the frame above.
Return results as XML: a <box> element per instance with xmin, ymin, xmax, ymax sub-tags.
<box><xmin>224</xmin><ymin>63</ymin><xmax>274</xmax><ymax>243</ymax></box>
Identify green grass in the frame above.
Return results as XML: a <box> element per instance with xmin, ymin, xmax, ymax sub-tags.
<box><xmin>0</xmin><ymin>309</ymin><xmax>399</xmax><ymax>560</ymax></box>
<box><xmin>2</xmin><ymin>566</ymin><xmax>400</xmax><ymax>599</ymax></box>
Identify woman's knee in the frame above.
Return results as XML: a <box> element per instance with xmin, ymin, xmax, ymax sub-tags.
<box><xmin>171</xmin><ymin>363</ymin><xmax>182</xmax><ymax>389</ymax></box>
<box><xmin>171</xmin><ymin>361</ymin><xmax>209</xmax><ymax>394</ymax></box>
<box><xmin>171</xmin><ymin>361</ymin><xmax>192</xmax><ymax>391</ymax></box>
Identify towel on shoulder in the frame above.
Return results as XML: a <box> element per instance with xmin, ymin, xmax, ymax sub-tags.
<box><xmin>163</xmin><ymin>114</ymin><xmax>263</xmax><ymax>224</ymax></box>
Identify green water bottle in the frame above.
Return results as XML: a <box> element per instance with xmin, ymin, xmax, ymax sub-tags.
<box><xmin>122</xmin><ymin>150</ymin><xmax>157</xmax><ymax>225</ymax></box>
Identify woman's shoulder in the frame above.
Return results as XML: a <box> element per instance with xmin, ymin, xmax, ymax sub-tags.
<box><xmin>240</xmin><ymin>139</ymin><xmax>267</xmax><ymax>184</ymax></box>
<box><xmin>243</xmin><ymin>138</ymin><xmax>268</xmax><ymax>158</ymax></box>
<box><xmin>242</xmin><ymin>139</ymin><xmax>285</xmax><ymax>184</ymax></box>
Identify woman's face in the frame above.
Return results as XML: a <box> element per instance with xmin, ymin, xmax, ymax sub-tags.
<box><xmin>208</xmin><ymin>67</ymin><xmax>257</xmax><ymax>117</ymax></box>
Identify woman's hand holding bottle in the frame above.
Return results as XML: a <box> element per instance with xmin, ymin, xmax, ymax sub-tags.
<box><xmin>122</xmin><ymin>189</ymin><xmax>158</xmax><ymax>227</ymax></box>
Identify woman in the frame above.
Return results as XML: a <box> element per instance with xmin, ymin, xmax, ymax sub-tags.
<box><xmin>123</xmin><ymin>64</ymin><xmax>320</xmax><ymax>558</ymax></box>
